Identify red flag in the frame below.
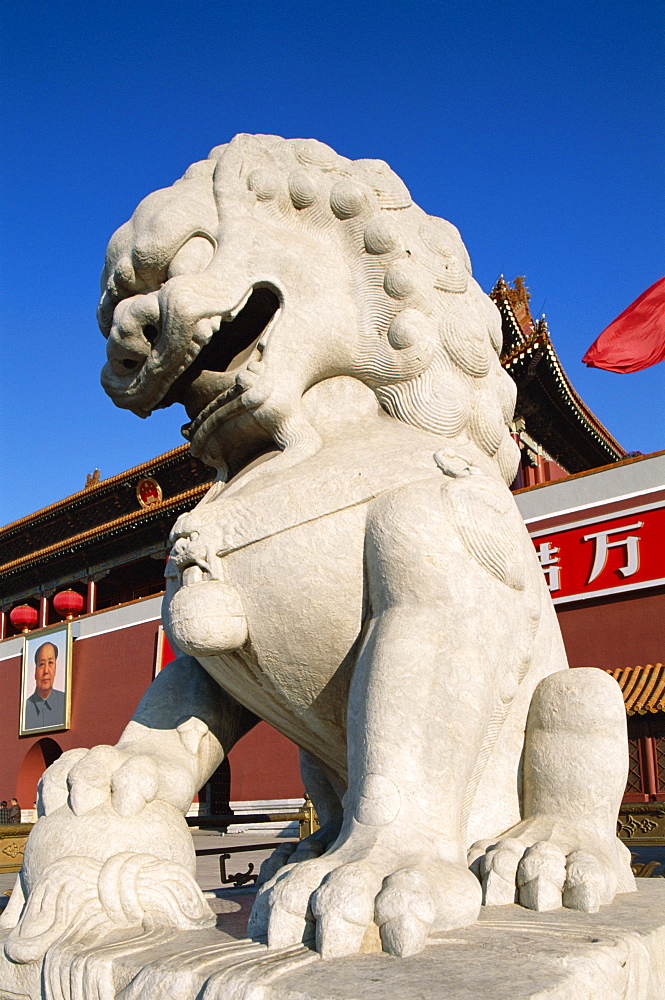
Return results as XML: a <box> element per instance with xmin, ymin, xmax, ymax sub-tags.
<box><xmin>583</xmin><ymin>276</ymin><xmax>665</xmax><ymax>373</ymax></box>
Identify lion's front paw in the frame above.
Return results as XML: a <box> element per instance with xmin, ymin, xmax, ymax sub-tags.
<box><xmin>5</xmin><ymin>851</ymin><xmax>215</xmax><ymax>964</ymax></box>
<box><xmin>40</xmin><ymin>725</ymin><xmax>205</xmax><ymax>823</ymax></box>
<box><xmin>40</xmin><ymin>743</ymin><xmax>171</xmax><ymax>822</ymax></box>
<box><xmin>249</xmin><ymin>844</ymin><xmax>481</xmax><ymax>958</ymax></box>
<box><xmin>256</xmin><ymin>821</ymin><xmax>342</xmax><ymax>886</ymax></box>
<box><xmin>3</xmin><ymin>792</ymin><xmax>214</xmax><ymax>957</ymax></box>
<box><xmin>469</xmin><ymin>819</ymin><xmax>635</xmax><ymax>914</ymax></box>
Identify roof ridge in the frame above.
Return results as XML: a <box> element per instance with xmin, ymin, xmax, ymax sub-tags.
<box><xmin>0</xmin><ymin>444</ymin><xmax>191</xmax><ymax>535</ymax></box>
<box><xmin>0</xmin><ymin>482</ymin><xmax>209</xmax><ymax>575</ymax></box>
<box><xmin>493</xmin><ymin>276</ymin><xmax>626</xmax><ymax>462</ymax></box>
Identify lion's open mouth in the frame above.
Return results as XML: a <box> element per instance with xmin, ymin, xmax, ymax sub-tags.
<box><xmin>158</xmin><ymin>286</ymin><xmax>280</xmax><ymax>440</ymax></box>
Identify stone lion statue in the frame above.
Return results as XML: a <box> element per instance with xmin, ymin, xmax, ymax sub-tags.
<box><xmin>2</xmin><ymin>136</ymin><xmax>633</xmax><ymax>971</ymax></box>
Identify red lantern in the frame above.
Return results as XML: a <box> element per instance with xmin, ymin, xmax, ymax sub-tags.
<box><xmin>53</xmin><ymin>589</ymin><xmax>85</xmax><ymax>621</ymax></box>
<box><xmin>9</xmin><ymin>604</ymin><xmax>38</xmax><ymax>634</ymax></box>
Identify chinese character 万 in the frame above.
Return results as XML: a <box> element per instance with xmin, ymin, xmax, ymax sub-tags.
<box><xmin>536</xmin><ymin>541</ymin><xmax>561</xmax><ymax>592</ymax></box>
<box><xmin>582</xmin><ymin>522</ymin><xmax>643</xmax><ymax>584</ymax></box>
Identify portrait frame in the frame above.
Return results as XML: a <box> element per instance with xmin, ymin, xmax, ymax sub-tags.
<box><xmin>154</xmin><ymin>625</ymin><xmax>176</xmax><ymax>678</ymax></box>
<box><xmin>19</xmin><ymin>623</ymin><xmax>72</xmax><ymax>736</ymax></box>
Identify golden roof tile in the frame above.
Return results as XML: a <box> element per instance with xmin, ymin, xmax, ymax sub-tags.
<box><xmin>0</xmin><ymin>483</ymin><xmax>209</xmax><ymax>575</ymax></box>
<box><xmin>608</xmin><ymin>663</ymin><xmax>665</xmax><ymax>715</ymax></box>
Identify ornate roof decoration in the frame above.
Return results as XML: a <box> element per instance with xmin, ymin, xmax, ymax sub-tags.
<box><xmin>608</xmin><ymin>664</ymin><xmax>665</xmax><ymax>716</ymax></box>
<box><xmin>492</xmin><ymin>276</ymin><xmax>626</xmax><ymax>473</ymax></box>
<box><xmin>0</xmin><ymin>446</ymin><xmax>215</xmax><ymax>608</ymax></box>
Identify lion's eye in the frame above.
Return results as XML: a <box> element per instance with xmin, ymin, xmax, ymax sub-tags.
<box><xmin>167</xmin><ymin>236</ymin><xmax>215</xmax><ymax>278</ymax></box>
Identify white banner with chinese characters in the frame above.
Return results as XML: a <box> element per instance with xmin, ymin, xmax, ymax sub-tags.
<box><xmin>530</xmin><ymin>501</ymin><xmax>665</xmax><ymax>604</ymax></box>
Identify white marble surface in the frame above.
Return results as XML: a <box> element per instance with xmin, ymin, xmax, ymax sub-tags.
<box><xmin>1</xmin><ymin>882</ymin><xmax>663</xmax><ymax>999</ymax></box>
<box><xmin>0</xmin><ymin>138</ymin><xmax>638</xmax><ymax>993</ymax></box>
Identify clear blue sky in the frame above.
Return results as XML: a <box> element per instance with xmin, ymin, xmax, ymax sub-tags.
<box><xmin>1</xmin><ymin>0</ymin><xmax>663</xmax><ymax>525</ymax></box>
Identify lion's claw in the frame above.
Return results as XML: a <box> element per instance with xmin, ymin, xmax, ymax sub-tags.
<box><xmin>562</xmin><ymin>850</ymin><xmax>612</xmax><ymax>912</ymax></box>
<box><xmin>264</xmin><ymin>862</ymin><xmax>322</xmax><ymax>948</ymax></box>
<box><xmin>267</xmin><ymin>906</ymin><xmax>313</xmax><ymax>951</ymax></box>
<box><xmin>256</xmin><ymin>843</ymin><xmax>298</xmax><ymax>886</ymax></box>
<box><xmin>110</xmin><ymin>755</ymin><xmax>160</xmax><ymax>817</ymax></box>
<box><xmin>287</xmin><ymin>837</ymin><xmax>328</xmax><ymax>864</ymax></box>
<box><xmin>39</xmin><ymin>748</ymin><xmax>88</xmax><ymax>815</ymax></box>
<box><xmin>250</xmin><ymin>848</ymin><xmax>480</xmax><ymax>958</ymax></box>
<box><xmin>380</xmin><ymin>913</ymin><xmax>430</xmax><ymax>957</ymax></box>
<box><xmin>312</xmin><ymin>863</ymin><xmax>384</xmax><ymax>958</ymax></box>
<box><xmin>255</xmin><ymin>821</ymin><xmax>341</xmax><ymax>887</ymax></box>
<box><xmin>517</xmin><ymin>842</ymin><xmax>566</xmax><ymax>911</ymax></box>
<box><xmin>472</xmin><ymin>824</ymin><xmax>628</xmax><ymax>915</ymax></box>
<box><xmin>479</xmin><ymin>838</ymin><xmax>522</xmax><ymax>905</ymax></box>
<box><xmin>374</xmin><ymin>866</ymin><xmax>437</xmax><ymax>957</ymax></box>
<box><xmin>67</xmin><ymin>745</ymin><xmax>126</xmax><ymax>815</ymax></box>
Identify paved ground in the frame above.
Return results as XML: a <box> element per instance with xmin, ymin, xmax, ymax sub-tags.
<box><xmin>192</xmin><ymin>829</ymin><xmax>296</xmax><ymax>893</ymax></box>
<box><xmin>2</xmin><ymin>835</ymin><xmax>663</xmax><ymax>904</ymax></box>
<box><xmin>0</xmin><ymin>830</ymin><xmax>295</xmax><ymax>902</ymax></box>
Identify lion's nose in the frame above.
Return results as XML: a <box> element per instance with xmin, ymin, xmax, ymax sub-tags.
<box><xmin>169</xmin><ymin>516</ymin><xmax>200</xmax><ymax>546</ymax></box>
<box><xmin>104</xmin><ymin>295</ymin><xmax>161</xmax><ymax>378</ymax></box>
<box><xmin>106</xmin><ymin>328</ymin><xmax>151</xmax><ymax>375</ymax></box>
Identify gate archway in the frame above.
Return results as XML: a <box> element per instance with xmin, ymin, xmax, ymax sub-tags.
<box><xmin>16</xmin><ymin>738</ymin><xmax>62</xmax><ymax>812</ymax></box>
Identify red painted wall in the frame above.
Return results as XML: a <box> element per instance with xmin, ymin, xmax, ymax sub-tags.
<box><xmin>0</xmin><ymin>616</ymin><xmax>303</xmax><ymax>808</ymax></box>
<box><xmin>68</xmin><ymin>622</ymin><xmax>156</xmax><ymax>748</ymax></box>
<box><xmin>15</xmin><ymin>738</ymin><xmax>62</xmax><ymax>807</ymax></box>
<box><xmin>0</xmin><ymin>653</ymin><xmax>23</xmax><ymax>802</ymax></box>
<box><xmin>228</xmin><ymin>722</ymin><xmax>303</xmax><ymax>802</ymax></box>
<box><xmin>557</xmin><ymin>590</ymin><xmax>665</xmax><ymax>670</ymax></box>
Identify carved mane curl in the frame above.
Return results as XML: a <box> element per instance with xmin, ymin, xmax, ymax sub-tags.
<box><xmin>187</xmin><ymin>135</ymin><xmax>520</xmax><ymax>484</ymax></box>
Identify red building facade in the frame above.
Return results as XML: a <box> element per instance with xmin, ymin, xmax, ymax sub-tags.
<box><xmin>1</xmin><ymin>279</ymin><xmax>660</xmax><ymax>828</ymax></box>
<box><xmin>515</xmin><ymin>450</ymin><xmax>665</xmax><ymax>806</ymax></box>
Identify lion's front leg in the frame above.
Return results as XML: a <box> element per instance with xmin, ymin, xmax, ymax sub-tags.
<box><xmin>35</xmin><ymin>653</ymin><xmax>258</xmax><ymax>833</ymax></box>
<box><xmin>250</xmin><ymin>474</ymin><xmax>533</xmax><ymax>958</ymax></box>
<box><xmin>2</xmin><ymin>655</ymin><xmax>258</xmax><ymax>962</ymax></box>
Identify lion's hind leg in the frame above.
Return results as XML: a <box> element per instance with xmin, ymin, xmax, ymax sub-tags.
<box><xmin>470</xmin><ymin>667</ymin><xmax>635</xmax><ymax>913</ymax></box>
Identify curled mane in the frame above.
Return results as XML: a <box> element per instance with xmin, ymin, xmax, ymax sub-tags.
<box><xmin>185</xmin><ymin>135</ymin><xmax>520</xmax><ymax>484</ymax></box>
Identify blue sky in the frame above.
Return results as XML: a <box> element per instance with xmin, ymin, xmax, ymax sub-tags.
<box><xmin>1</xmin><ymin>0</ymin><xmax>663</xmax><ymax>525</ymax></box>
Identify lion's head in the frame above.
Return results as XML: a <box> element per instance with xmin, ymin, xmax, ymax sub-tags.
<box><xmin>99</xmin><ymin>134</ymin><xmax>519</xmax><ymax>484</ymax></box>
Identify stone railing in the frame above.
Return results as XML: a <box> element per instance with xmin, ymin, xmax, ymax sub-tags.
<box><xmin>0</xmin><ymin>824</ymin><xmax>33</xmax><ymax>874</ymax></box>
<box><xmin>617</xmin><ymin>803</ymin><xmax>665</xmax><ymax>845</ymax></box>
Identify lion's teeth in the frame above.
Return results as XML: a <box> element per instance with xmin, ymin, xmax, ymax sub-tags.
<box><xmin>228</xmin><ymin>287</ymin><xmax>253</xmax><ymax>319</ymax></box>
<box><xmin>235</xmin><ymin>370</ymin><xmax>257</xmax><ymax>391</ymax></box>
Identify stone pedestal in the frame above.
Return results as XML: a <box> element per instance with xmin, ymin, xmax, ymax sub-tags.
<box><xmin>1</xmin><ymin>882</ymin><xmax>663</xmax><ymax>1000</ymax></box>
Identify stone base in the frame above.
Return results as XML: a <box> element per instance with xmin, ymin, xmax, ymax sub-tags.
<box><xmin>1</xmin><ymin>883</ymin><xmax>663</xmax><ymax>1000</ymax></box>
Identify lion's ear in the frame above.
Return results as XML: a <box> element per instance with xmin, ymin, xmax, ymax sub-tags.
<box><xmin>211</xmin><ymin>135</ymin><xmax>273</xmax><ymax>202</ymax></box>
